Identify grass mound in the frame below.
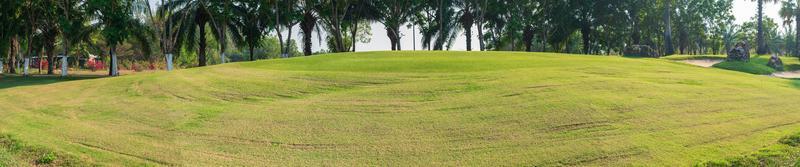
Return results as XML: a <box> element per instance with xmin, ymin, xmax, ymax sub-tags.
<box><xmin>712</xmin><ymin>61</ymin><xmax>776</xmax><ymax>75</ymax></box>
<box><xmin>3</xmin><ymin>51</ymin><xmax>800</xmax><ymax>166</ymax></box>
<box><xmin>0</xmin><ymin>134</ymin><xmax>84</xmax><ymax>166</ymax></box>
<box><xmin>697</xmin><ymin>132</ymin><xmax>800</xmax><ymax>166</ymax></box>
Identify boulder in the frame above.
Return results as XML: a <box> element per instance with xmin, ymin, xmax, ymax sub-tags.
<box><xmin>767</xmin><ymin>54</ymin><xmax>784</xmax><ymax>70</ymax></box>
<box><xmin>727</xmin><ymin>42</ymin><xmax>750</xmax><ymax>62</ymax></box>
<box><xmin>623</xmin><ymin>45</ymin><xmax>658</xmax><ymax>57</ymax></box>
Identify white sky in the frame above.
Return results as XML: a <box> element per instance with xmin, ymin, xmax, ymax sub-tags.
<box><xmin>733</xmin><ymin>0</ymin><xmax>781</xmax><ymax>25</ymax></box>
<box><xmin>149</xmin><ymin>1</ymin><xmax>785</xmax><ymax>53</ymax></box>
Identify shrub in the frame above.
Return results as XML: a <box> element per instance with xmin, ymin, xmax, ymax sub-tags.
<box><xmin>780</xmin><ymin>133</ymin><xmax>800</xmax><ymax>147</ymax></box>
<box><xmin>36</xmin><ymin>152</ymin><xmax>56</xmax><ymax>164</ymax></box>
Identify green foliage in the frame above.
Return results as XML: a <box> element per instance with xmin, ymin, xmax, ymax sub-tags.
<box><xmin>36</xmin><ymin>152</ymin><xmax>56</xmax><ymax>164</ymax></box>
<box><xmin>780</xmin><ymin>132</ymin><xmax>800</xmax><ymax>146</ymax></box>
<box><xmin>697</xmin><ymin>132</ymin><xmax>800</xmax><ymax>167</ymax></box>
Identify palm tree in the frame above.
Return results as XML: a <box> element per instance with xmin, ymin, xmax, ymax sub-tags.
<box><xmin>754</xmin><ymin>0</ymin><xmax>780</xmax><ymax>54</ymax></box>
<box><xmin>664</xmin><ymin>0</ymin><xmax>674</xmax><ymax>55</ymax></box>
<box><xmin>456</xmin><ymin>0</ymin><xmax>475</xmax><ymax>51</ymax></box>
<box><xmin>432</xmin><ymin>0</ymin><xmax>460</xmax><ymax>50</ymax></box>
<box><xmin>780</xmin><ymin>0</ymin><xmax>800</xmax><ymax>56</ymax></box>
<box><xmin>231</xmin><ymin>0</ymin><xmax>265</xmax><ymax>61</ymax></box>
<box><xmin>299</xmin><ymin>0</ymin><xmax>319</xmax><ymax>56</ymax></box>
<box><xmin>163</xmin><ymin>0</ymin><xmax>223</xmax><ymax>67</ymax></box>
<box><xmin>87</xmin><ymin>0</ymin><xmax>152</xmax><ymax>76</ymax></box>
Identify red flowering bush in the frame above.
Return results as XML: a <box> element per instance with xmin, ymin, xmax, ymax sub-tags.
<box><xmin>87</xmin><ymin>59</ymin><xmax>105</xmax><ymax>72</ymax></box>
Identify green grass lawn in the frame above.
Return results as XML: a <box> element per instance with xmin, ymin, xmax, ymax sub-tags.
<box><xmin>3</xmin><ymin>51</ymin><xmax>800</xmax><ymax>166</ymax></box>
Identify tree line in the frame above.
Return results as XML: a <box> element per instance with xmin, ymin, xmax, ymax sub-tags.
<box><xmin>0</xmin><ymin>0</ymin><xmax>797</xmax><ymax>76</ymax></box>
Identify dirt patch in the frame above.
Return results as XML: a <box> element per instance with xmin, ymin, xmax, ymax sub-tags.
<box><xmin>679</xmin><ymin>59</ymin><xmax>724</xmax><ymax>68</ymax></box>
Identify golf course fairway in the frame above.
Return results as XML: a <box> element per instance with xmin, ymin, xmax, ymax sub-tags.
<box><xmin>2</xmin><ymin>51</ymin><xmax>800</xmax><ymax>166</ymax></box>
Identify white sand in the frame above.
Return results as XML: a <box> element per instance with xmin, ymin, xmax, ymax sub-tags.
<box><xmin>679</xmin><ymin>59</ymin><xmax>724</xmax><ymax>68</ymax></box>
<box><xmin>771</xmin><ymin>71</ymin><xmax>800</xmax><ymax>79</ymax></box>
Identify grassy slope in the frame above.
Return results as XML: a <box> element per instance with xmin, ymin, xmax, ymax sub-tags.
<box><xmin>2</xmin><ymin>51</ymin><xmax>800</xmax><ymax>166</ymax></box>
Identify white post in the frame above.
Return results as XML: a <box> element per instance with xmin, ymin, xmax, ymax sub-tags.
<box><xmin>23</xmin><ymin>58</ymin><xmax>29</xmax><ymax>76</ymax></box>
<box><xmin>61</xmin><ymin>56</ymin><xmax>68</xmax><ymax>76</ymax></box>
<box><xmin>0</xmin><ymin>60</ymin><xmax>4</xmax><ymax>74</ymax></box>
<box><xmin>221</xmin><ymin>53</ymin><xmax>226</xmax><ymax>64</ymax></box>
<box><xmin>166</xmin><ymin>54</ymin><xmax>173</xmax><ymax>71</ymax></box>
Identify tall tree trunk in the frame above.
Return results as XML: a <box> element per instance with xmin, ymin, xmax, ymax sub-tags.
<box><xmin>8</xmin><ymin>36</ymin><xmax>17</xmax><ymax>74</ymax></box>
<box><xmin>47</xmin><ymin>47</ymin><xmax>54</xmax><ymax>75</ymax></box>
<box><xmin>757</xmin><ymin>0</ymin><xmax>768</xmax><ymax>54</ymax></box>
<box><xmin>351</xmin><ymin>20</ymin><xmax>358</xmax><ymax>52</ymax></box>
<box><xmin>249</xmin><ymin>45</ymin><xmax>255</xmax><ymax>61</ymax></box>
<box><xmin>285</xmin><ymin>26</ymin><xmax>294</xmax><ymax>57</ymax></box>
<box><xmin>198</xmin><ymin>23</ymin><xmax>207</xmax><ymax>66</ymax></box>
<box><xmin>109</xmin><ymin>45</ymin><xmax>118</xmax><ymax>76</ymax></box>
<box><xmin>395</xmin><ymin>28</ymin><xmax>402</xmax><ymax>50</ymax></box>
<box><xmin>581</xmin><ymin>24</ymin><xmax>591</xmax><ymax>54</ymax></box>
<box><xmin>276</xmin><ymin>27</ymin><xmax>285</xmax><ymax>57</ymax></box>
<box><xmin>796</xmin><ymin>3</ymin><xmax>800</xmax><ymax>57</ymax></box>
<box><xmin>62</xmin><ymin>40</ymin><xmax>69</xmax><ymax>76</ymax></box>
<box><xmin>387</xmin><ymin>27</ymin><xmax>397</xmax><ymax>50</ymax></box>
<box><xmin>301</xmin><ymin>10</ymin><xmax>315</xmax><ymax>56</ymax></box>
<box><xmin>631</xmin><ymin>2</ymin><xmax>641</xmax><ymax>45</ymax></box>
<box><xmin>477</xmin><ymin>21</ymin><xmax>484</xmax><ymax>51</ymax></box>
<box><xmin>664</xmin><ymin>0</ymin><xmax>674</xmax><ymax>55</ymax></box>
<box><xmin>462</xmin><ymin>6</ymin><xmax>473</xmax><ymax>51</ymax></box>
<box><xmin>541</xmin><ymin>30</ymin><xmax>547</xmax><ymax>52</ymax></box>
<box><xmin>329</xmin><ymin>1</ymin><xmax>346</xmax><ymax>52</ymax></box>
<box><xmin>523</xmin><ymin>25</ymin><xmax>533</xmax><ymax>52</ymax></box>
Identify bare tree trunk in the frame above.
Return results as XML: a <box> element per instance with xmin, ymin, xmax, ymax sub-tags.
<box><xmin>249</xmin><ymin>45</ymin><xmax>255</xmax><ymax>61</ymax></box>
<box><xmin>795</xmin><ymin>3</ymin><xmax>800</xmax><ymax>57</ymax></box>
<box><xmin>664</xmin><ymin>0</ymin><xmax>674</xmax><ymax>55</ymax></box>
<box><xmin>8</xmin><ymin>36</ymin><xmax>17</xmax><ymax>74</ymax></box>
<box><xmin>109</xmin><ymin>45</ymin><xmax>119</xmax><ymax>76</ymax></box>
<box><xmin>757</xmin><ymin>0</ymin><xmax>768</xmax><ymax>54</ymax></box>
<box><xmin>301</xmin><ymin>10</ymin><xmax>316</xmax><ymax>56</ymax></box>
<box><xmin>198</xmin><ymin>23</ymin><xmax>207</xmax><ymax>66</ymax></box>
<box><xmin>285</xmin><ymin>25</ymin><xmax>294</xmax><ymax>57</ymax></box>
<box><xmin>351</xmin><ymin>20</ymin><xmax>358</xmax><ymax>52</ymax></box>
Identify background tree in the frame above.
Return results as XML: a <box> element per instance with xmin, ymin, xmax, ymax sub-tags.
<box><xmin>87</xmin><ymin>0</ymin><xmax>152</xmax><ymax>76</ymax></box>
<box><xmin>754</xmin><ymin>0</ymin><xmax>780</xmax><ymax>54</ymax></box>
<box><xmin>376</xmin><ymin>0</ymin><xmax>422</xmax><ymax>50</ymax></box>
<box><xmin>781</xmin><ymin>0</ymin><xmax>800</xmax><ymax>56</ymax></box>
<box><xmin>317</xmin><ymin>0</ymin><xmax>351</xmax><ymax>52</ymax></box>
<box><xmin>163</xmin><ymin>0</ymin><xmax>221</xmax><ymax>67</ymax></box>
<box><xmin>231</xmin><ymin>0</ymin><xmax>266</xmax><ymax>61</ymax></box>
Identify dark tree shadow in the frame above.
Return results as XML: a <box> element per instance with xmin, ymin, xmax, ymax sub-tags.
<box><xmin>0</xmin><ymin>74</ymin><xmax>105</xmax><ymax>90</ymax></box>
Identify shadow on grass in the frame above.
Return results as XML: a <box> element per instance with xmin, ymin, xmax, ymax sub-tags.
<box><xmin>787</xmin><ymin>78</ymin><xmax>800</xmax><ymax>90</ymax></box>
<box><xmin>0</xmin><ymin>74</ymin><xmax>104</xmax><ymax>90</ymax></box>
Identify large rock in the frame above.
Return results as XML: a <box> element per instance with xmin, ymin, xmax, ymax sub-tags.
<box><xmin>767</xmin><ymin>54</ymin><xmax>784</xmax><ymax>70</ymax></box>
<box><xmin>727</xmin><ymin>42</ymin><xmax>750</xmax><ymax>62</ymax></box>
<box><xmin>623</xmin><ymin>45</ymin><xmax>658</xmax><ymax>57</ymax></box>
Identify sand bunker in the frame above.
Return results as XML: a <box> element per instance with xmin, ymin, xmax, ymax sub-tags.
<box><xmin>771</xmin><ymin>71</ymin><xmax>800</xmax><ymax>79</ymax></box>
<box><xmin>679</xmin><ymin>59</ymin><xmax>724</xmax><ymax>68</ymax></box>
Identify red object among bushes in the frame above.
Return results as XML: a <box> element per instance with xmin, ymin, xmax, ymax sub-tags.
<box><xmin>87</xmin><ymin>57</ymin><xmax>105</xmax><ymax>72</ymax></box>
